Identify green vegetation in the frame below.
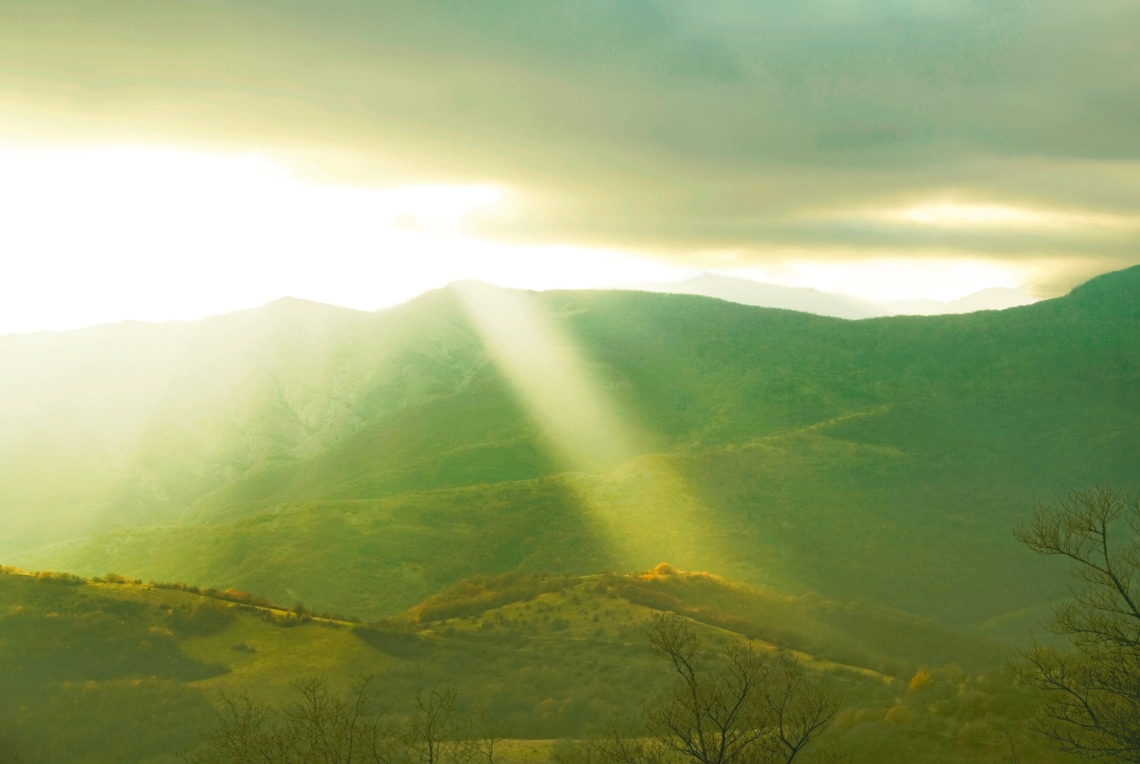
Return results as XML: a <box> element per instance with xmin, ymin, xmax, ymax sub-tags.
<box><xmin>0</xmin><ymin>271</ymin><xmax>1137</xmax><ymax>760</ymax></box>
<box><xmin>183</xmin><ymin>677</ymin><xmax>497</xmax><ymax>764</ymax></box>
<box><xmin>0</xmin><ymin>563</ymin><xmax>1069</xmax><ymax>763</ymax></box>
<box><xmin>3</xmin><ymin>268</ymin><xmax>1136</xmax><ymax>635</ymax></box>
<box><xmin>0</xmin><ymin>570</ymin><xmax>224</xmax><ymax>763</ymax></box>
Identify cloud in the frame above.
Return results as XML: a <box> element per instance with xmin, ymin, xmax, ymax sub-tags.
<box><xmin>0</xmin><ymin>0</ymin><xmax>1136</xmax><ymax>294</ymax></box>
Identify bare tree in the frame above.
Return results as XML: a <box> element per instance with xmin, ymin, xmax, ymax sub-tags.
<box><xmin>183</xmin><ymin>690</ymin><xmax>291</xmax><ymax>764</ymax></box>
<box><xmin>1015</xmin><ymin>485</ymin><xmax>1140</xmax><ymax>762</ymax></box>
<box><xmin>184</xmin><ymin>675</ymin><xmax>397</xmax><ymax>764</ymax></box>
<box><xmin>599</xmin><ymin>613</ymin><xmax>841</xmax><ymax>764</ymax></box>
<box><xmin>403</xmin><ymin>687</ymin><xmax>478</xmax><ymax>764</ymax></box>
<box><xmin>459</xmin><ymin>702</ymin><xmax>507</xmax><ymax>764</ymax></box>
<box><xmin>278</xmin><ymin>676</ymin><xmax>397</xmax><ymax>763</ymax></box>
<box><xmin>185</xmin><ymin>676</ymin><xmax>494</xmax><ymax>764</ymax></box>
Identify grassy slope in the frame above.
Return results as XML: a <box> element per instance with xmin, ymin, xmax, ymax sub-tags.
<box><xmin>5</xmin><ymin>267</ymin><xmax>1139</xmax><ymax>630</ymax></box>
<box><xmin>0</xmin><ymin>566</ymin><xmax>1066</xmax><ymax>764</ymax></box>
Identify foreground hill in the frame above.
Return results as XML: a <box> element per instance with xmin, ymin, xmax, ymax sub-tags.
<box><xmin>2</xmin><ymin>267</ymin><xmax>1138</xmax><ymax>629</ymax></box>
<box><xmin>0</xmin><ymin>565</ymin><xmax>1062</xmax><ymax>763</ymax></box>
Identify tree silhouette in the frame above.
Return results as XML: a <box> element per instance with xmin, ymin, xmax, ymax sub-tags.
<box><xmin>1015</xmin><ymin>486</ymin><xmax>1140</xmax><ymax>762</ymax></box>
<box><xmin>183</xmin><ymin>677</ymin><xmax>498</xmax><ymax>764</ymax></box>
<box><xmin>599</xmin><ymin>613</ymin><xmax>841</xmax><ymax>764</ymax></box>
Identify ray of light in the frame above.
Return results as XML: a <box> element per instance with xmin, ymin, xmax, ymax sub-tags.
<box><xmin>453</xmin><ymin>281</ymin><xmax>728</xmax><ymax>572</ymax></box>
<box><xmin>452</xmin><ymin>282</ymin><xmax>636</xmax><ymax>473</ymax></box>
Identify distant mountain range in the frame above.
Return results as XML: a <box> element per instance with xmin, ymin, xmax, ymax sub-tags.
<box><xmin>1</xmin><ymin>266</ymin><xmax>1136</xmax><ymax>634</ymax></box>
<box><xmin>624</xmin><ymin>274</ymin><xmax>1038</xmax><ymax>319</ymax></box>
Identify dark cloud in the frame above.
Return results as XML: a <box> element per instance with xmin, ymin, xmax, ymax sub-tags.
<box><xmin>0</xmin><ymin>0</ymin><xmax>1135</xmax><ymax>289</ymax></box>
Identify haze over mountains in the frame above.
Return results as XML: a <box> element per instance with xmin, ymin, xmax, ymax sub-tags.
<box><xmin>625</xmin><ymin>274</ymin><xmax>1038</xmax><ymax>319</ymax></box>
<box><xmin>1</xmin><ymin>267</ymin><xmax>1136</xmax><ymax>635</ymax></box>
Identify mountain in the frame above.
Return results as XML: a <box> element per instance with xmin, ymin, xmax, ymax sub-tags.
<box><xmin>622</xmin><ymin>274</ymin><xmax>881</xmax><ymax>318</ymax></box>
<box><xmin>883</xmin><ymin>287</ymin><xmax>1039</xmax><ymax>316</ymax></box>
<box><xmin>1</xmin><ymin>267</ymin><xmax>1137</xmax><ymax>631</ymax></box>
<box><xmin>625</xmin><ymin>274</ymin><xmax>1038</xmax><ymax>318</ymax></box>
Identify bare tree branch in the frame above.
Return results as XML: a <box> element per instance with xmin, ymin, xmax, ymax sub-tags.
<box><xmin>1015</xmin><ymin>486</ymin><xmax>1140</xmax><ymax>762</ymax></box>
<box><xmin>610</xmin><ymin>613</ymin><xmax>841</xmax><ymax>764</ymax></box>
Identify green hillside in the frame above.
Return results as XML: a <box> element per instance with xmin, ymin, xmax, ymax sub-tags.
<box><xmin>3</xmin><ymin>267</ymin><xmax>1138</xmax><ymax>629</ymax></box>
<box><xmin>0</xmin><ymin>565</ymin><xmax>1063</xmax><ymax>764</ymax></box>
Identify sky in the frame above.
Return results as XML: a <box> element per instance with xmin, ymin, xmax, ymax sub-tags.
<box><xmin>0</xmin><ymin>0</ymin><xmax>1137</xmax><ymax>334</ymax></box>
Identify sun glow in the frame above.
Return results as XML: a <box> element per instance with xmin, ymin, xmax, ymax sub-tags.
<box><xmin>0</xmin><ymin>145</ymin><xmax>687</xmax><ymax>334</ymax></box>
<box><xmin>899</xmin><ymin>203</ymin><xmax>1055</xmax><ymax>227</ymax></box>
<box><xmin>883</xmin><ymin>202</ymin><xmax>1135</xmax><ymax>231</ymax></box>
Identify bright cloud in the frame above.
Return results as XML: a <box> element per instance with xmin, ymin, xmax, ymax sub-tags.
<box><xmin>882</xmin><ymin>203</ymin><xmax>1137</xmax><ymax>231</ymax></box>
<box><xmin>0</xmin><ymin>146</ymin><xmax>689</xmax><ymax>334</ymax></box>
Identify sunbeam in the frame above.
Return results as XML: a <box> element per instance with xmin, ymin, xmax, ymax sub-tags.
<box><xmin>453</xmin><ymin>282</ymin><xmax>728</xmax><ymax>572</ymax></box>
<box><xmin>452</xmin><ymin>282</ymin><xmax>636</xmax><ymax>474</ymax></box>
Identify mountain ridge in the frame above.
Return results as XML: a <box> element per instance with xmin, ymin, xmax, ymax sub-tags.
<box><xmin>2</xmin><ymin>266</ymin><xmax>1137</xmax><ymax>630</ymax></box>
<box><xmin>621</xmin><ymin>272</ymin><xmax>1041</xmax><ymax>318</ymax></box>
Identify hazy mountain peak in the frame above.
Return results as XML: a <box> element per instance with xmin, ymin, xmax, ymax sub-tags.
<box><xmin>249</xmin><ymin>295</ymin><xmax>367</xmax><ymax>316</ymax></box>
<box><xmin>883</xmin><ymin>287</ymin><xmax>1039</xmax><ymax>316</ymax></box>
<box><xmin>620</xmin><ymin>274</ymin><xmax>880</xmax><ymax>319</ymax></box>
<box><xmin>621</xmin><ymin>273</ymin><xmax>1049</xmax><ymax>318</ymax></box>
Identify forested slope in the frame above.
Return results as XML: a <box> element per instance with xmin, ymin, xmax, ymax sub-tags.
<box><xmin>3</xmin><ymin>267</ymin><xmax>1137</xmax><ymax>627</ymax></box>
